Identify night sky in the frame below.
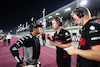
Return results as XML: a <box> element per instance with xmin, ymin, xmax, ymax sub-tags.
<box><xmin>0</xmin><ymin>0</ymin><xmax>74</xmax><ymax>33</ymax></box>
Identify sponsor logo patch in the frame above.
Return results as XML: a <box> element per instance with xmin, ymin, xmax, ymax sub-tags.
<box><xmin>91</xmin><ymin>37</ymin><xmax>100</xmax><ymax>40</ymax></box>
<box><xmin>90</xmin><ymin>26</ymin><xmax>95</xmax><ymax>30</ymax></box>
<box><xmin>89</xmin><ymin>26</ymin><xmax>98</xmax><ymax>34</ymax></box>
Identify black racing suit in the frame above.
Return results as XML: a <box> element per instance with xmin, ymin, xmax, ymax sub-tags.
<box><xmin>10</xmin><ymin>33</ymin><xmax>40</xmax><ymax>65</ymax></box>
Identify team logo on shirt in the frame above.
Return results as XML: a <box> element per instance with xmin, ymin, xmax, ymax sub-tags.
<box><xmin>89</xmin><ymin>26</ymin><xmax>98</xmax><ymax>34</ymax></box>
<box><xmin>90</xmin><ymin>26</ymin><xmax>95</xmax><ymax>30</ymax></box>
<box><xmin>91</xmin><ymin>37</ymin><xmax>100</xmax><ymax>40</ymax></box>
<box><xmin>65</xmin><ymin>32</ymin><xmax>69</xmax><ymax>37</ymax></box>
<box><xmin>65</xmin><ymin>32</ymin><xmax>68</xmax><ymax>35</ymax></box>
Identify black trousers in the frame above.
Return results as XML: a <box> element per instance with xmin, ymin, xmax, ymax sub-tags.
<box><xmin>3</xmin><ymin>39</ymin><xmax>6</xmax><ymax>46</ymax></box>
<box><xmin>8</xmin><ymin>39</ymin><xmax>11</xmax><ymax>46</ymax></box>
<box><xmin>57</xmin><ymin>56</ymin><xmax>71</xmax><ymax>67</ymax></box>
<box><xmin>42</xmin><ymin>40</ymin><xmax>46</xmax><ymax>46</ymax></box>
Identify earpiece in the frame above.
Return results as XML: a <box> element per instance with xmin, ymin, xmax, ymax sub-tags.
<box><xmin>76</xmin><ymin>8</ymin><xmax>84</xmax><ymax>18</ymax></box>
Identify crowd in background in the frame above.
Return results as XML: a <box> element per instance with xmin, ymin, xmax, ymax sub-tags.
<box><xmin>0</xmin><ymin>33</ymin><xmax>12</xmax><ymax>46</ymax></box>
<box><xmin>15</xmin><ymin>9</ymin><xmax>100</xmax><ymax>34</ymax></box>
<box><xmin>46</xmin><ymin>10</ymin><xmax>100</xmax><ymax>30</ymax></box>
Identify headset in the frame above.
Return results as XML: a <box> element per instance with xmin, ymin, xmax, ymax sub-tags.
<box><xmin>76</xmin><ymin>7</ymin><xmax>84</xmax><ymax>18</ymax></box>
<box><xmin>52</xmin><ymin>17</ymin><xmax>62</xmax><ymax>26</ymax></box>
<box><xmin>75</xmin><ymin>7</ymin><xmax>85</xmax><ymax>34</ymax></box>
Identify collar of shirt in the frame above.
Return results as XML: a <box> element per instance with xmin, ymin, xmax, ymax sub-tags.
<box><xmin>30</xmin><ymin>33</ymin><xmax>36</xmax><ymax>37</ymax></box>
<box><xmin>82</xmin><ymin>18</ymin><xmax>97</xmax><ymax>29</ymax></box>
<box><xmin>55</xmin><ymin>28</ymin><xmax>63</xmax><ymax>35</ymax></box>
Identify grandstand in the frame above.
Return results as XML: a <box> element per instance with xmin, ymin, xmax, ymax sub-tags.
<box><xmin>15</xmin><ymin>0</ymin><xmax>100</xmax><ymax>41</ymax></box>
<box><xmin>14</xmin><ymin>0</ymin><xmax>100</xmax><ymax>49</ymax></box>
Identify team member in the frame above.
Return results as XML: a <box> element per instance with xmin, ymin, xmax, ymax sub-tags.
<box><xmin>67</xmin><ymin>6</ymin><xmax>100</xmax><ymax>67</ymax></box>
<box><xmin>10</xmin><ymin>22</ymin><xmax>43</xmax><ymax>67</ymax></box>
<box><xmin>41</xmin><ymin>31</ymin><xmax>46</xmax><ymax>46</ymax></box>
<box><xmin>7</xmin><ymin>32</ymin><xmax>12</xmax><ymax>46</ymax></box>
<box><xmin>3</xmin><ymin>34</ymin><xmax>7</xmax><ymax>46</ymax></box>
<box><xmin>47</xmin><ymin>17</ymin><xmax>72</xmax><ymax>67</ymax></box>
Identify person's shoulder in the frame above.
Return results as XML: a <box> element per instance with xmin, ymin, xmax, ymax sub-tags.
<box><xmin>54</xmin><ymin>31</ymin><xmax>57</xmax><ymax>34</ymax></box>
<box><xmin>87</xmin><ymin>19</ymin><xmax>100</xmax><ymax>28</ymax></box>
<box><xmin>62</xmin><ymin>29</ymin><xmax>70</xmax><ymax>33</ymax></box>
<box><xmin>89</xmin><ymin>19</ymin><xmax>100</xmax><ymax>25</ymax></box>
<box><xmin>84</xmin><ymin>20</ymin><xmax>100</xmax><ymax>33</ymax></box>
<box><xmin>23</xmin><ymin>33</ymin><xmax>33</xmax><ymax>39</ymax></box>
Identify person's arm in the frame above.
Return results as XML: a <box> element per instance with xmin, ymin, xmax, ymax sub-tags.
<box><xmin>6</xmin><ymin>35</ymin><xmax>8</xmax><ymax>39</ymax></box>
<box><xmin>50</xmin><ymin>30</ymin><xmax>72</xmax><ymax>48</ymax></box>
<box><xmin>10</xmin><ymin>35</ymin><xmax>12</xmax><ymax>38</ymax></box>
<box><xmin>10</xmin><ymin>40</ymin><xmax>23</xmax><ymax>64</ymax></box>
<box><xmin>10</xmin><ymin>35</ymin><xmax>31</xmax><ymax>64</ymax></box>
<box><xmin>47</xmin><ymin>33</ymin><xmax>71</xmax><ymax>48</ymax></box>
<box><xmin>67</xmin><ymin>45</ymin><xmax>100</xmax><ymax>61</ymax></box>
<box><xmin>50</xmin><ymin>40</ymin><xmax>72</xmax><ymax>48</ymax></box>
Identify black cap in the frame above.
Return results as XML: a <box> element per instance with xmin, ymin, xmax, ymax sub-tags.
<box><xmin>29</xmin><ymin>22</ymin><xmax>43</xmax><ymax>32</ymax></box>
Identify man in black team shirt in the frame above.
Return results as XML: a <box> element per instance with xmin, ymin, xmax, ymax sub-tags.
<box><xmin>10</xmin><ymin>22</ymin><xmax>43</xmax><ymax>67</ymax></box>
<box><xmin>67</xmin><ymin>6</ymin><xmax>100</xmax><ymax>67</ymax></box>
<box><xmin>41</xmin><ymin>31</ymin><xmax>46</xmax><ymax>46</ymax></box>
<box><xmin>47</xmin><ymin>17</ymin><xmax>72</xmax><ymax>67</ymax></box>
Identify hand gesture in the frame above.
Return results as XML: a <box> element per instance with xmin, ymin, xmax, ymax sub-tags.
<box><xmin>20</xmin><ymin>61</ymin><xmax>28</xmax><ymax>66</ymax></box>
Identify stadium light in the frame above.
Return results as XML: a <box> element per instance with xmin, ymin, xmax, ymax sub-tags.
<box><xmin>0</xmin><ymin>29</ymin><xmax>3</xmax><ymax>33</ymax></box>
<box><xmin>20</xmin><ymin>24</ymin><xmax>22</xmax><ymax>27</ymax></box>
<box><xmin>18</xmin><ymin>26</ymin><xmax>20</xmax><ymax>28</ymax></box>
<box><xmin>39</xmin><ymin>20</ymin><xmax>42</xmax><ymax>22</ymax></box>
<box><xmin>56</xmin><ymin>13</ymin><xmax>60</xmax><ymax>16</ymax></box>
<box><xmin>44</xmin><ymin>19</ymin><xmax>46</xmax><ymax>21</ymax></box>
<box><xmin>65</xmin><ymin>8</ymin><xmax>71</xmax><ymax>11</ymax></box>
<box><xmin>61</xmin><ymin>17</ymin><xmax>63</xmax><ymax>19</ymax></box>
<box><xmin>31</xmin><ymin>17</ymin><xmax>34</xmax><ymax>22</ymax></box>
<box><xmin>80</xmin><ymin>0</ymin><xmax>87</xmax><ymax>6</ymax></box>
<box><xmin>10</xmin><ymin>30</ymin><xmax>12</xmax><ymax>33</ymax></box>
<box><xmin>48</xmin><ymin>16</ymin><xmax>53</xmax><ymax>19</ymax></box>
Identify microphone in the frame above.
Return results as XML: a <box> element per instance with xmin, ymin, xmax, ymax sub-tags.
<box><xmin>47</xmin><ymin>37</ymin><xmax>52</xmax><ymax>41</ymax></box>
